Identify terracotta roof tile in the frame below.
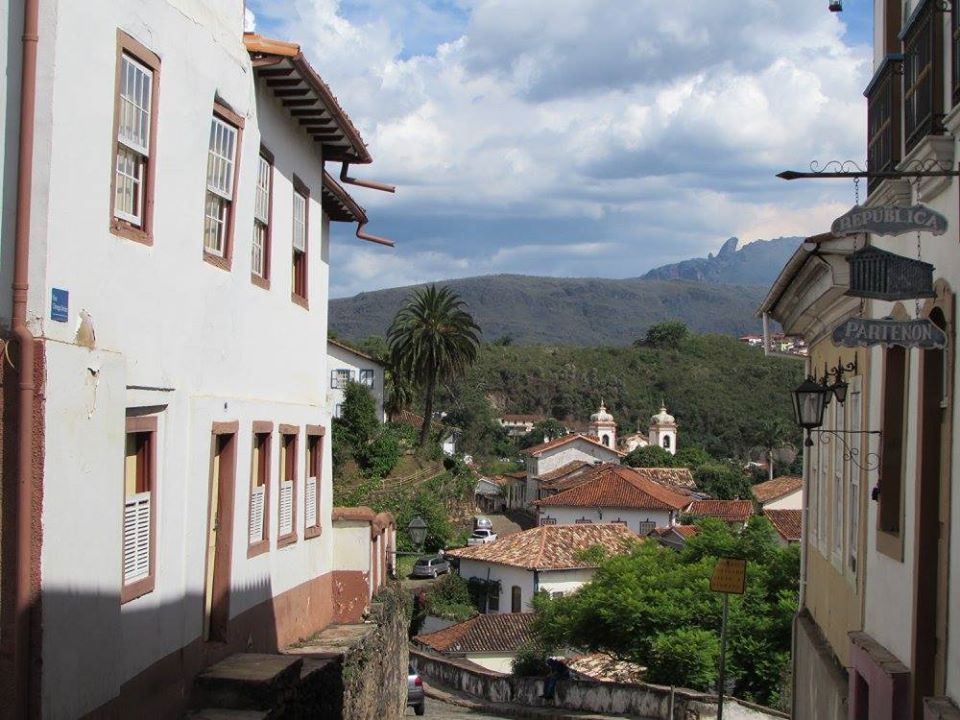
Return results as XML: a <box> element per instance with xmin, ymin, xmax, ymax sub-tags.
<box><xmin>538</xmin><ymin>460</ymin><xmax>594</xmax><ymax>486</ymax></box>
<box><xmin>521</xmin><ymin>433</ymin><xmax>624</xmax><ymax>458</ymax></box>
<box><xmin>414</xmin><ymin>613</ymin><xmax>536</xmax><ymax>654</ymax></box>
<box><xmin>566</xmin><ymin>653</ymin><xmax>646</xmax><ymax>684</ymax></box>
<box><xmin>445</xmin><ymin>523</ymin><xmax>639</xmax><ymax>570</ymax></box>
<box><xmin>635</xmin><ymin>467</ymin><xmax>697</xmax><ymax>494</ymax></box>
<box><xmin>535</xmin><ymin>465</ymin><xmax>690</xmax><ymax>511</ymax></box>
<box><xmin>764</xmin><ymin>509</ymin><xmax>802</xmax><ymax>542</ymax></box>
<box><xmin>752</xmin><ymin>475</ymin><xmax>804</xmax><ymax>504</ymax></box>
<box><xmin>686</xmin><ymin>500</ymin><xmax>754</xmax><ymax>523</ymax></box>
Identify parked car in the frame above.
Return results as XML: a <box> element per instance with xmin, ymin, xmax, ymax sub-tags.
<box><xmin>467</xmin><ymin>529</ymin><xmax>497</xmax><ymax>546</ymax></box>
<box><xmin>474</xmin><ymin>516</ymin><xmax>493</xmax><ymax>530</ymax></box>
<box><xmin>411</xmin><ymin>555</ymin><xmax>450</xmax><ymax>579</ymax></box>
<box><xmin>407</xmin><ymin>663</ymin><xmax>425</xmax><ymax>715</ymax></box>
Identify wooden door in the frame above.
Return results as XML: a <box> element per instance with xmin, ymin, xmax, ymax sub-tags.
<box><xmin>204</xmin><ymin>430</ymin><xmax>236</xmax><ymax>642</ymax></box>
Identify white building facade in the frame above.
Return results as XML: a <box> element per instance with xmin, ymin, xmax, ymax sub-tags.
<box><xmin>327</xmin><ymin>338</ymin><xmax>386</xmax><ymax>421</ymax></box>
<box><xmin>522</xmin><ymin>435</ymin><xmax>622</xmax><ymax>504</ymax></box>
<box><xmin>0</xmin><ymin>4</ymin><xmax>389</xmax><ymax>718</ymax></box>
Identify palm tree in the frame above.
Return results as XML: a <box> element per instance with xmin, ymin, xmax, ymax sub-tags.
<box><xmin>387</xmin><ymin>285</ymin><xmax>481</xmax><ymax>446</ymax></box>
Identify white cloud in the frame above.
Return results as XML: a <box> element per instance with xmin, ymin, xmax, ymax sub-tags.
<box><xmin>252</xmin><ymin>0</ymin><xmax>872</xmax><ymax>296</ymax></box>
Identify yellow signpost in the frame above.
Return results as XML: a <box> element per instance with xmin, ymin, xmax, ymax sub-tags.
<box><xmin>711</xmin><ymin>557</ymin><xmax>747</xmax><ymax>720</ymax></box>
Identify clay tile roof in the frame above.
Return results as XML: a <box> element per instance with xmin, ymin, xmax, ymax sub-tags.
<box><xmin>633</xmin><ymin>467</ymin><xmax>697</xmax><ymax>494</ymax></box>
<box><xmin>332</xmin><ymin>506</ymin><xmax>376</xmax><ymax>522</ymax></box>
<box><xmin>673</xmin><ymin>525</ymin><xmax>699</xmax><ymax>538</ymax></box>
<box><xmin>751</xmin><ymin>475</ymin><xmax>804</xmax><ymax>504</ymax></box>
<box><xmin>535</xmin><ymin>465</ymin><xmax>690</xmax><ymax>512</ymax></box>
<box><xmin>244</xmin><ymin>33</ymin><xmax>371</xmax><ymax>164</ymax></box>
<box><xmin>764</xmin><ymin>509</ymin><xmax>802</xmax><ymax>542</ymax></box>
<box><xmin>503</xmin><ymin>470</ymin><xmax>527</xmax><ymax>480</ymax></box>
<box><xmin>414</xmin><ymin>613</ymin><xmax>536</xmax><ymax>654</ymax></box>
<box><xmin>521</xmin><ymin>433</ymin><xmax>624</xmax><ymax>458</ymax></box>
<box><xmin>328</xmin><ymin>337</ymin><xmax>379</xmax><ymax>363</ymax></box>
<box><xmin>444</xmin><ymin>523</ymin><xmax>639</xmax><ymax>571</ymax></box>
<box><xmin>686</xmin><ymin>500</ymin><xmax>754</xmax><ymax>524</ymax></box>
<box><xmin>538</xmin><ymin>460</ymin><xmax>593</xmax><ymax>486</ymax></box>
<box><xmin>566</xmin><ymin>653</ymin><xmax>646</xmax><ymax>684</ymax></box>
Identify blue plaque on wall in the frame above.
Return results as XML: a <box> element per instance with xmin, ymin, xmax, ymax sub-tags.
<box><xmin>51</xmin><ymin>288</ymin><xmax>68</xmax><ymax>323</ymax></box>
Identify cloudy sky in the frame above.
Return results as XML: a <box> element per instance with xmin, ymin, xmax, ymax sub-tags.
<box><xmin>247</xmin><ymin>0</ymin><xmax>873</xmax><ymax>298</ymax></box>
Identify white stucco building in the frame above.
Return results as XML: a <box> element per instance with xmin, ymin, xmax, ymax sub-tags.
<box><xmin>327</xmin><ymin>337</ymin><xmax>386</xmax><ymax>421</ymax></box>
<box><xmin>521</xmin><ymin>433</ymin><xmax>622</xmax><ymax>504</ymax></box>
<box><xmin>534</xmin><ymin>464</ymin><xmax>690</xmax><ymax>535</ymax></box>
<box><xmin>0</xmin><ymin>4</ymin><xmax>392</xmax><ymax>718</ymax></box>
<box><xmin>751</xmin><ymin>475</ymin><xmax>803</xmax><ymax>511</ymax></box>
<box><xmin>444</xmin><ymin>523</ymin><xmax>639</xmax><ymax>614</ymax></box>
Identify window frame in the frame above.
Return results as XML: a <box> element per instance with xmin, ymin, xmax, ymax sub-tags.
<box><xmin>359</xmin><ymin>368</ymin><xmax>375</xmax><ymax>388</ymax></box>
<box><xmin>202</xmin><ymin>101</ymin><xmax>244</xmax><ymax>271</ymax></box>
<box><xmin>277</xmin><ymin>425</ymin><xmax>299</xmax><ymax>547</ymax></box>
<box><xmin>511</xmin><ymin>585</ymin><xmax>522</xmax><ymax>613</ymax></box>
<box><xmin>877</xmin><ymin>346</ymin><xmax>908</xmax><ymax>560</ymax></box>
<box><xmin>304</xmin><ymin>425</ymin><xmax>325</xmax><ymax>539</ymax></box>
<box><xmin>248</xmin><ymin>422</ymin><xmax>273</xmax><ymax>558</ymax></box>
<box><xmin>121</xmin><ymin>414</ymin><xmax>158</xmax><ymax>604</ymax></box>
<box><xmin>291</xmin><ymin>175</ymin><xmax>310</xmax><ymax>307</ymax></box>
<box><xmin>251</xmin><ymin>146</ymin><xmax>274</xmax><ymax>289</ymax></box>
<box><xmin>901</xmin><ymin>0</ymin><xmax>943</xmax><ymax>153</ymax></box>
<box><xmin>109</xmin><ymin>32</ymin><xmax>160</xmax><ymax>245</ymax></box>
<box><xmin>638</xmin><ymin>520</ymin><xmax>657</xmax><ymax>536</ymax></box>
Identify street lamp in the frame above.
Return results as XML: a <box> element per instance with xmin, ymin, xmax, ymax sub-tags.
<box><xmin>408</xmin><ymin>516</ymin><xmax>428</xmax><ymax>552</ymax></box>
<box><xmin>792</xmin><ymin>376</ymin><xmax>829</xmax><ymax>447</ymax></box>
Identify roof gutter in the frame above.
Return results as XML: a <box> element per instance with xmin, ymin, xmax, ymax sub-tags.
<box><xmin>10</xmin><ymin>0</ymin><xmax>40</xmax><ymax>716</ymax></box>
<box><xmin>339</xmin><ymin>162</ymin><xmax>396</xmax><ymax>247</ymax></box>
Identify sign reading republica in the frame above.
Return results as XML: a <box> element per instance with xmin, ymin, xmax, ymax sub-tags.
<box><xmin>710</xmin><ymin>557</ymin><xmax>747</xmax><ymax>595</ymax></box>
<box><xmin>830</xmin><ymin>204</ymin><xmax>948</xmax><ymax>237</ymax></box>
<box><xmin>832</xmin><ymin>317</ymin><xmax>947</xmax><ymax>349</ymax></box>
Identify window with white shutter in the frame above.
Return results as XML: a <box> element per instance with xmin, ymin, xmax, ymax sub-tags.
<box><xmin>305</xmin><ymin>433</ymin><xmax>322</xmax><ymax>534</ymax></box>
<box><xmin>292</xmin><ymin>179</ymin><xmax>309</xmax><ymax>302</ymax></box>
<box><xmin>248</xmin><ymin>429</ymin><xmax>271</xmax><ymax>554</ymax></box>
<box><xmin>122</xmin><ymin>416</ymin><xmax>157</xmax><ymax>603</ymax></box>
<box><xmin>204</xmin><ymin>110</ymin><xmax>240</xmax><ymax>259</ymax></box>
<box><xmin>278</xmin><ymin>430</ymin><xmax>298</xmax><ymax>544</ymax></box>
<box><xmin>111</xmin><ymin>35</ymin><xmax>160</xmax><ymax>241</ymax></box>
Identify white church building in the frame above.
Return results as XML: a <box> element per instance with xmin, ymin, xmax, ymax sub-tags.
<box><xmin>620</xmin><ymin>405</ymin><xmax>679</xmax><ymax>456</ymax></box>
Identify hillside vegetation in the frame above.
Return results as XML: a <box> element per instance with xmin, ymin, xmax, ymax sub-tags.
<box><xmin>438</xmin><ymin>333</ymin><xmax>803</xmax><ymax>458</ymax></box>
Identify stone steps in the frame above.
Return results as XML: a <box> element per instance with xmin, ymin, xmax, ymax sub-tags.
<box><xmin>192</xmin><ymin>653</ymin><xmax>303</xmax><ymax>712</ymax></box>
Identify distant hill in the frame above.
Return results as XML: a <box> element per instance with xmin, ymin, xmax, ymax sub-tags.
<box><xmin>329</xmin><ymin>274</ymin><xmax>767</xmax><ymax>346</ymax></box>
<box><xmin>642</xmin><ymin>236</ymin><xmax>802</xmax><ymax>285</ymax></box>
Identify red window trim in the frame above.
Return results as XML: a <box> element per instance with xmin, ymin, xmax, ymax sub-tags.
<box><xmin>291</xmin><ymin>175</ymin><xmax>310</xmax><ymax>308</ymax></box>
<box><xmin>278</xmin><ymin>425</ymin><xmax>299</xmax><ymax>547</ymax></box>
<box><xmin>109</xmin><ymin>30</ymin><xmax>161</xmax><ymax>246</ymax></box>
<box><xmin>304</xmin><ymin>425</ymin><xmax>325</xmax><ymax>539</ymax></box>
<box><xmin>121</xmin><ymin>414</ymin><xmax>158</xmax><ymax>604</ymax></box>
<box><xmin>248</xmin><ymin>421</ymin><xmax>273</xmax><ymax>558</ymax></box>
<box><xmin>202</xmin><ymin>100</ymin><xmax>245</xmax><ymax>272</ymax></box>
<box><xmin>251</xmin><ymin>145</ymin><xmax>274</xmax><ymax>290</ymax></box>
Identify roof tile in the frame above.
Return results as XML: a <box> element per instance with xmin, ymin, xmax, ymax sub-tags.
<box><xmin>414</xmin><ymin>613</ymin><xmax>536</xmax><ymax>654</ymax></box>
<box><xmin>751</xmin><ymin>475</ymin><xmax>804</xmax><ymax>504</ymax></box>
<box><xmin>522</xmin><ymin>433</ymin><xmax>624</xmax><ymax>458</ymax></box>
<box><xmin>536</xmin><ymin>465</ymin><xmax>690</xmax><ymax>511</ymax></box>
<box><xmin>764</xmin><ymin>509</ymin><xmax>802</xmax><ymax>542</ymax></box>
<box><xmin>686</xmin><ymin>500</ymin><xmax>754</xmax><ymax>523</ymax></box>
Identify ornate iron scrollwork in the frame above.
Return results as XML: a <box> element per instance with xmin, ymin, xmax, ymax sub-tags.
<box><xmin>814</xmin><ymin>429</ymin><xmax>882</xmax><ymax>473</ymax></box>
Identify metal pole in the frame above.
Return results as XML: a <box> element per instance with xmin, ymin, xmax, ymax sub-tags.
<box><xmin>668</xmin><ymin>685</ymin><xmax>675</xmax><ymax>719</ymax></box>
<box><xmin>718</xmin><ymin>593</ymin><xmax>729</xmax><ymax>720</ymax></box>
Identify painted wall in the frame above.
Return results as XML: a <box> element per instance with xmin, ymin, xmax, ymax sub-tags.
<box><xmin>465</xmin><ymin>653</ymin><xmax>515</xmax><ymax>674</ymax></box>
<box><xmin>538</xmin><ymin>568</ymin><xmax>596</xmax><ymax>597</ymax></box>
<box><xmin>326</xmin><ymin>343</ymin><xmax>385</xmax><ymax>421</ymax></box>
<box><xmin>457</xmin><ymin>560</ymin><xmax>535</xmax><ymax>613</ymax></box>
<box><xmin>22</xmin><ymin>2</ymin><xmax>362</xmax><ymax>716</ymax></box>
<box><xmin>525</xmin><ymin>440</ymin><xmax>619</xmax><ymax>503</ymax></box>
<box><xmin>333</xmin><ymin>522</ymin><xmax>372</xmax><ymax>574</ymax></box>
<box><xmin>763</xmin><ymin>488</ymin><xmax>803</xmax><ymax>511</ymax></box>
<box><xmin>538</xmin><ymin>507</ymin><xmax>673</xmax><ymax>534</ymax></box>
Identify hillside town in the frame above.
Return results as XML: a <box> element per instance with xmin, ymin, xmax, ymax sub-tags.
<box><xmin>1</xmin><ymin>2</ymin><xmax>958</xmax><ymax>720</ymax></box>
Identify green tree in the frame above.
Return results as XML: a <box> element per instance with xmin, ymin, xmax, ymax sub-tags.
<box><xmin>673</xmin><ymin>445</ymin><xmax>713</xmax><ymax>470</ymax></box>
<box><xmin>646</xmin><ymin>628</ymin><xmax>719</xmax><ymax>690</ymax></box>
<box><xmin>694</xmin><ymin>460</ymin><xmax>752</xmax><ymax>500</ymax></box>
<box><xmin>748</xmin><ymin>418</ymin><xmax>795</xmax><ymax>481</ymax></box>
<box><xmin>387</xmin><ymin>285</ymin><xmax>481</xmax><ymax>446</ymax></box>
<box><xmin>518</xmin><ymin>418</ymin><xmax>569</xmax><ymax>449</ymax></box>
<box><xmin>641</xmin><ymin>320</ymin><xmax>689</xmax><ymax>348</ymax></box>
<box><xmin>340</xmin><ymin>381</ymin><xmax>379</xmax><ymax>448</ymax></box>
<box><xmin>624</xmin><ymin>444</ymin><xmax>675</xmax><ymax>468</ymax></box>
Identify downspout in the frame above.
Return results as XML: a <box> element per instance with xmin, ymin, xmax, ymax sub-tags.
<box><xmin>339</xmin><ymin>162</ymin><xmax>397</xmax><ymax>247</ymax></box>
<box><xmin>11</xmin><ymin>0</ymin><xmax>40</xmax><ymax>717</ymax></box>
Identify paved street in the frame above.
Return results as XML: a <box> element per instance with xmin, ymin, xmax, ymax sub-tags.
<box><xmin>405</xmin><ymin>697</ymin><xmax>513</xmax><ymax>718</ymax></box>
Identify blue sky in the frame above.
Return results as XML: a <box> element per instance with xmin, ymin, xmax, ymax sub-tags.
<box><xmin>247</xmin><ymin>1</ymin><xmax>874</xmax><ymax>298</ymax></box>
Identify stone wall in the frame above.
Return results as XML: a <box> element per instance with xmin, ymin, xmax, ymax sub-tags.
<box><xmin>793</xmin><ymin>610</ymin><xmax>848</xmax><ymax>720</ymax></box>
<box><xmin>411</xmin><ymin>648</ymin><xmax>786</xmax><ymax>720</ymax></box>
<box><xmin>341</xmin><ymin>584</ymin><xmax>411</xmax><ymax>720</ymax></box>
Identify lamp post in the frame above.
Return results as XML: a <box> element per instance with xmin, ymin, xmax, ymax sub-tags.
<box><xmin>792</xmin><ymin>376</ymin><xmax>829</xmax><ymax>446</ymax></box>
<box><xmin>408</xmin><ymin>516</ymin><xmax>428</xmax><ymax>553</ymax></box>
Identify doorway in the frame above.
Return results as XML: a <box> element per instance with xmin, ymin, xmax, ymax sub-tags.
<box><xmin>204</xmin><ymin>428</ymin><xmax>237</xmax><ymax>643</ymax></box>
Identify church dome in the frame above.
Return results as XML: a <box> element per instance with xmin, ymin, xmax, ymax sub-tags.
<box><xmin>590</xmin><ymin>401</ymin><xmax>614</xmax><ymax>424</ymax></box>
<box><xmin>651</xmin><ymin>405</ymin><xmax>675</xmax><ymax>426</ymax></box>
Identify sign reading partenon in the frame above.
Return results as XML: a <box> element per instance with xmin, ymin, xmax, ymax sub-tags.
<box><xmin>831</xmin><ymin>205</ymin><xmax>948</xmax><ymax>237</ymax></box>
<box><xmin>832</xmin><ymin>317</ymin><xmax>947</xmax><ymax>349</ymax></box>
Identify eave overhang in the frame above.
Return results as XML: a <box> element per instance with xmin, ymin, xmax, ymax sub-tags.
<box><xmin>244</xmin><ymin>33</ymin><xmax>372</xmax><ymax>164</ymax></box>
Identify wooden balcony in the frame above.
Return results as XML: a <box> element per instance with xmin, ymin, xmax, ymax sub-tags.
<box><xmin>865</xmin><ymin>54</ymin><xmax>903</xmax><ymax>196</ymax></box>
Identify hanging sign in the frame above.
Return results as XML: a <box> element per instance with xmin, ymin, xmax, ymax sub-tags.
<box><xmin>832</xmin><ymin>317</ymin><xmax>947</xmax><ymax>349</ymax></box>
<box><xmin>831</xmin><ymin>205</ymin><xmax>948</xmax><ymax>237</ymax></box>
<box><xmin>845</xmin><ymin>246</ymin><xmax>936</xmax><ymax>301</ymax></box>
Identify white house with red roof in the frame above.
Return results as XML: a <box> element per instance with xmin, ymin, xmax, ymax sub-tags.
<box><xmin>444</xmin><ymin>524</ymin><xmax>639</xmax><ymax>614</ymax></box>
<box><xmin>751</xmin><ymin>475</ymin><xmax>803</xmax><ymax>511</ymax></box>
<box><xmin>521</xmin><ymin>432</ymin><xmax>622</xmax><ymax>505</ymax></box>
<box><xmin>327</xmin><ymin>338</ymin><xmax>386</xmax><ymax>422</ymax></box>
<box><xmin>534</xmin><ymin>464</ymin><xmax>690</xmax><ymax>535</ymax></box>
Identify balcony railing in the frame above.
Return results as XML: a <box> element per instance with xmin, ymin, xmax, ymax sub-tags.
<box><xmin>901</xmin><ymin>0</ymin><xmax>943</xmax><ymax>153</ymax></box>
<box><xmin>865</xmin><ymin>54</ymin><xmax>904</xmax><ymax>195</ymax></box>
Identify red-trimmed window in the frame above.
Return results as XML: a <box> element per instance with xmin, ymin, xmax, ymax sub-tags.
<box><xmin>251</xmin><ymin>149</ymin><xmax>273</xmax><ymax>286</ymax></box>
<box><xmin>248</xmin><ymin>426</ymin><xmax>272</xmax><ymax>557</ymax></box>
<box><xmin>305</xmin><ymin>429</ymin><xmax>324</xmax><ymax>537</ymax></box>
<box><xmin>110</xmin><ymin>32</ymin><xmax>160</xmax><ymax>244</ymax></box>
<box><xmin>203</xmin><ymin>104</ymin><xmax>243</xmax><ymax>267</ymax></box>
<box><xmin>292</xmin><ymin>177</ymin><xmax>309</xmax><ymax>304</ymax></box>
<box><xmin>122</xmin><ymin>415</ymin><xmax>157</xmax><ymax>603</ymax></box>
<box><xmin>278</xmin><ymin>427</ymin><xmax>298</xmax><ymax>546</ymax></box>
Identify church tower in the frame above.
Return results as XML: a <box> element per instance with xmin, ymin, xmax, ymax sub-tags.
<box><xmin>589</xmin><ymin>401</ymin><xmax>617</xmax><ymax>448</ymax></box>
<box><xmin>648</xmin><ymin>404</ymin><xmax>678</xmax><ymax>455</ymax></box>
